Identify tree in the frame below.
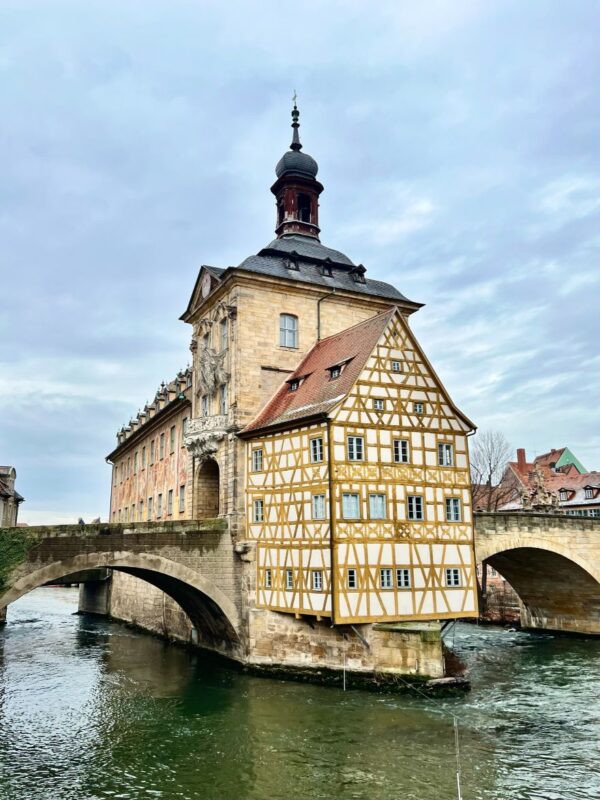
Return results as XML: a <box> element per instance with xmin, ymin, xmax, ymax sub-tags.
<box><xmin>470</xmin><ymin>430</ymin><xmax>514</xmax><ymax>511</ymax></box>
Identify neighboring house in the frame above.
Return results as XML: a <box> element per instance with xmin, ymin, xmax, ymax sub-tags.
<box><xmin>0</xmin><ymin>466</ymin><xmax>24</xmax><ymax>526</ymax></box>
<box><xmin>498</xmin><ymin>447</ymin><xmax>600</xmax><ymax>517</ymax></box>
<box><xmin>106</xmin><ymin>102</ymin><xmax>479</xmax><ymax>626</ymax></box>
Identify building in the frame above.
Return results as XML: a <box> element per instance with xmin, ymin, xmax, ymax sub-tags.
<box><xmin>106</xmin><ymin>369</ymin><xmax>192</xmax><ymax>523</ymax></box>
<box><xmin>498</xmin><ymin>447</ymin><xmax>600</xmax><ymax>518</ymax></box>
<box><xmin>105</xmin><ymin>102</ymin><xmax>479</xmax><ymax>667</ymax></box>
<box><xmin>0</xmin><ymin>466</ymin><xmax>24</xmax><ymax>527</ymax></box>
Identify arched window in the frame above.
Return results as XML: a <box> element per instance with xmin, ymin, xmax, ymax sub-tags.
<box><xmin>297</xmin><ymin>193</ymin><xmax>311</xmax><ymax>223</ymax></box>
<box><xmin>280</xmin><ymin>314</ymin><xmax>298</xmax><ymax>348</ymax></box>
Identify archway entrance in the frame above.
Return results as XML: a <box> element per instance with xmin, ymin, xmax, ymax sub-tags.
<box><xmin>194</xmin><ymin>458</ymin><xmax>220</xmax><ymax>519</ymax></box>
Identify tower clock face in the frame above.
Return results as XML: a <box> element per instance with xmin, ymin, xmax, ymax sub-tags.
<box><xmin>201</xmin><ymin>273</ymin><xmax>211</xmax><ymax>298</ymax></box>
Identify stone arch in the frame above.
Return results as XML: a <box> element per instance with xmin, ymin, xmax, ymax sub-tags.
<box><xmin>194</xmin><ymin>458</ymin><xmax>220</xmax><ymax>519</ymax></box>
<box><xmin>0</xmin><ymin>552</ymin><xmax>240</xmax><ymax>647</ymax></box>
<box><xmin>479</xmin><ymin>540</ymin><xmax>600</xmax><ymax>635</ymax></box>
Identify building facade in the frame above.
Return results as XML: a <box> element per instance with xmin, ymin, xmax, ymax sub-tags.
<box><xmin>104</xmin><ymin>103</ymin><xmax>478</xmax><ymax>676</ymax></box>
<box><xmin>0</xmin><ymin>466</ymin><xmax>24</xmax><ymax>527</ymax></box>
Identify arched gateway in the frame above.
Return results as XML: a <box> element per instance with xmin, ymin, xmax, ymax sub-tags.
<box><xmin>474</xmin><ymin>512</ymin><xmax>600</xmax><ymax>634</ymax></box>
<box><xmin>0</xmin><ymin>520</ymin><xmax>242</xmax><ymax>656</ymax></box>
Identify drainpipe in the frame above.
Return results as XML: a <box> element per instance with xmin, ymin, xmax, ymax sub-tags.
<box><xmin>317</xmin><ymin>289</ymin><xmax>336</xmax><ymax>341</ymax></box>
<box><xmin>326</xmin><ymin>418</ymin><xmax>337</xmax><ymax>624</ymax></box>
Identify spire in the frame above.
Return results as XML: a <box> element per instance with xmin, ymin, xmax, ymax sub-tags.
<box><xmin>291</xmin><ymin>92</ymin><xmax>302</xmax><ymax>152</ymax></box>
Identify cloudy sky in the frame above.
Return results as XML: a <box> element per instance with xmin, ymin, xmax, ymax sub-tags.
<box><xmin>2</xmin><ymin>1</ymin><xmax>599</xmax><ymax>524</ymax></box>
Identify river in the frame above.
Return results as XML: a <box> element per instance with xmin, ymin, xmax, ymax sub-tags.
<box><xmin>0</xmin><ymin>587</ymin><xmax>598</xmax><ymax>800</ymax></box>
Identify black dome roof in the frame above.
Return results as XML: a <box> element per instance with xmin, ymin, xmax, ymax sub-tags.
<box><xmin>275</xmin><ymin>149</ymin><xmax>319</xmax><ymax>179</ymax></box>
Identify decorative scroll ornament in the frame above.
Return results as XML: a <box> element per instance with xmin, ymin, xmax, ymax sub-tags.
<box><xmin>184</xmin><ymin>416</ymin><xmax>228</xmax><ymax>463</ymax></box>
<box><xmin>520</xmin><ymin>464</ymin><xmax>562</xmax><ymax>513</ymax></box>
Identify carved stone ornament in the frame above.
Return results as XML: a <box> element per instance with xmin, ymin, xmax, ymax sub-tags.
<box><xmin>520</xmin><ymin>464</ymin><xmax>563</xmax><ymax>514</ymax></box>
<box><xmin>195</xmin><ymin>343</ymin><xmax>229</xmax><ymax>398</ymax></box>
<box><xmin>184</xmin><ymin>416</ymin><xmax>228</xmax><ymax>462</ymax></box>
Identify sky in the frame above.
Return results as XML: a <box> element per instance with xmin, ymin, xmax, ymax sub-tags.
<box><xmin>1</xmin><ymin>0</ymin><xmax>599</xmax><ymax>524</ymax></box>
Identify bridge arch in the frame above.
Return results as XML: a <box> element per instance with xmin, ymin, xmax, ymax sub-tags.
<box><xmin>0</xmin><ymin>551</ymin><xmax>241</xmax><ymax>648</ymax></box>
<box><xmin>478</xmin><ymin>538</ymin><xmax>600</xmax><ymax>635</ymax></box>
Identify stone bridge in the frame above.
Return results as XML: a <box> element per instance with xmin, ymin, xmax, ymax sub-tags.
<box><xmin>475</xmin><ymin>512</ymin><xmax>600</xmax><ymax>635</ymax></box>
<box><xmin>0</xmin><ymin>519</ymin><xmax>245</xmax><ymax>658</ymax></box>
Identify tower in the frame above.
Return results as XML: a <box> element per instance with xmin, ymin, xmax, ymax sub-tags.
<box><xmin>271</xmin><ymin>101</ymin><xmax>324</xmax><ymax>239</ymax></box>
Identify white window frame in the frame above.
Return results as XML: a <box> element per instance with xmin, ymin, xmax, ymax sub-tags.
<box><xmin>438</xmin><ymin>443</ymin><xmax>454</xmax><ymax>467</ymax></box>
<box><xmin>312</xmin><ymin>493</ymin><xmax>326</xmax><ymax>520</ymax></box>
<box><xmin>407</xmin><ymin>495</ymin><xmax>424</xmax><ymax>520</ymax></box>
<box><xmin>391</xmin><ymin>360</ymin><xmax>401</xmax><ymax>373</ymax></box>
<box><xmin>253</xmin><ymin>499</ymin><xmax>264</xmax><ymax>523</ymax></box>
<box><xmin>380</xmin><ymin>568</ymin><xmax>393</xmax><ymax>589</ymax></box>
<box><xmin>373</xmin><ymin>398</ymin><xmax>385</xmax><ymax>411</ymax></box>
<box><xmin>285</xmin><ymin>569</ymin><xmax>294</xmax><ymax>590</ymax></box>
<box><xmin>559</xmin><ymin>490</ymin><xmax>568</xmax><ymax>501</ymax></box>
<box><xmin>179</xmin><ymin>486</ymin><xmax>185</xmax><ymax>513</ymax></box>
<box><xmin>264</xmin><ymin>568</ymin><xmax>272</xmax><ymax>589</ymax></box>
<box><xmin>445</xmin><ymin>568</ymin><xmax>461</xmax><ymax>587</ymax></box>
<box><xmin>445</xmin><ymin>497</ymin><xmax>461</xmax><ymax>522</ymax></box>
<box><xmin>584</xmin><ymin>488</ymin><xmax>594</xmax><ymax>499</ymax></box>
<box><xmin>347</xmin><ymin>568</ymin><xmax>357</xmax><ymax>589</ymax></box>
<box><xmin>413</xmin><ymin>402</ymin><xmax>424</xmax><ymax>414</ymax></box>
<box><xmin>252</xmin><ymin>448</ymin><xmax>264</xmax><ymax>472</ymax></box>
<box><xmin>396</xmin><ymin>568</ymin><xmax>411</xmax><ymax>588</ymax></box>
<box><xmin>280</xmin><ymin>314</ymin><xmax>298</xmax><ymax>348</ymax></box>
<box><xmin>342</xmin><ymin>493</ymin><xmax>361</xmax><ymax>519</ymax></box>
<box><xmin>311</xmin><ymin>570</ymin><xmax>323</xmax><ymax>591</ymax></box>
<box><xmin>310</xmin><ymin>437</ymin><xmax>324</xmax><ymax>463</ymax></box>
<box><xmin>347</xmin><ymin>435</ymin><xmax>364</xmax><ymax>461</ymax></box>
<box><xmin>167</xmin><ymin>489</ymin><xmax>173</xmax><ymax>516</ymax></box>
<box><xmin>369</xmin><ymin>493</ymin><xmax>387</xmax><ymax>520</ymax></box>
<box><xmin>393</xmin><ymin>439</ymin><xmax>409</xmax><ymax>464</ymax></box>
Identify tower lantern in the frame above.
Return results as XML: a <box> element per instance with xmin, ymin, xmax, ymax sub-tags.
<box><xmin>271</xmin><ymin>100</ymin><xmax>324</xmax><ymax>239</ymax></box>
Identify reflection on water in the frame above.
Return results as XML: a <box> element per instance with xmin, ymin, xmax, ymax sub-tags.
<box><xmin>1</xmin><ymin>588</ymin><xmax>599</xmax><ymax>800</ymax></box>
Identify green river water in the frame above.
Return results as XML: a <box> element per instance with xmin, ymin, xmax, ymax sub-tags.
<box><xmin>0</xmin><ymin>587</ymin><xmax>599</xmax><ymax>800</ymax></box>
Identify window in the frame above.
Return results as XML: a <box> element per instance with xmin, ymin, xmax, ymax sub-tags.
<box><xmin>559</xmin><ymin>490</ymin><xmax>569</xmax><ymax>502</ymax></box>
<box><xmin>289</xmin><ymin>379</ymin><xmax>300</xmax><ymax>392</ymax></box>
<box><xmin>150</xmin><ymin>441</ymin><xmax>155</xmax><ymax>465</ymax></box>
<box><xmin>373</xmin><ymin>399</ymin><xmax>385</xmax><ymax>411</ymax></box>
<box><xmin>131</xmin><ymin>503</ymin><xmax>135</xmax><ymax>520</ymax></box>
<box><xmin>280</xmin><ymin>314</ymin><xmax>298</xmax><ymax>348</ymax></box>
<box><xmin>285</xmin><ymin>569</ymin><xmax>294</xmax><ymax>590</ymax></box>
<box><xmin>342</xmin><ymin>493</ymin><xmax>360</xmax><ymax>519</ymax></box>
<box><xmin>133</xmin><ymin>452</ymin><xmax>138</xmax><ymax>473</ymax></box>
<box><xmin>311</xmin><ymin>570</ymin><xmax>323</xmax><ymax>591</ymax></box>
<box><xmin>347</xmin><ymin>568</ymin><xmax>357</xmax><ymax>589</ymax></box>
<box><xmin>252</xmin><ymin>449</ymin><xmax>263</xmax><ymax>472</ymax></box>
<box><xmin>310</xmin><ymin>437</ymin><xmax>323</xmax><ymax>463</ymax></box>
<box><xmin>141</xmin><ymin>447</ymin><xmax>146</xmax><ymax>468</ymax></box>
<box><xmin>179</xmin><ymin>486</ymin><xmax>185</xmax><ymax>513</ymax></box>
<box><xmin>438</xmin><ymin>443</ymin><xmax>454</xmax><ymax>467</ymax></box>
<box><xmin>157</xmin><ymin>493</ymin><xmax>163</xmax><ymax>518</ymax></box>
<box><xmin>584</xmin><ymin>487</ymin><xmax>594</xmax><ymax>500</ymax></box>
<box><xmin>413</xmin><ymin>402</ymin><xmax>424</xmax><ymax>414</ymax></box>
<box><xmin>446</xmin><ymin>568</ymin><xmax>461</xmax><ymax>587</ymax></box>
<box><xmin>312</xmin><ymin>494</ymin><xmax>326</xmax><ymax>520</ymax></box>
<box><xmin>297</xmin><ymin>192</ymin><xmax>311</xmax><ymax>222</ymax></box>
<box><xmin>394</xmin><ymin>439</ymin><xmax>410</xmax><ymax>463</ymax></box>
<box><xmin>182</xmin><ymin>417</ymin><xmax>189</xmax><ymax>437</ymax></box>
<box><xmin>148</xmin><ymin>497</ymin><xmax>153</xmax><ymax>519</ymax></box>
<box><xmin>124</xmin><ymin>507</ymin><xmax>128</xmax><ymax>521</ymax></box>
<box><xmin>201</xmin><ymin>395</ymin><xmax>209</xmax><ymax>417</ymax></box>
<box><xmin>396</xmin><ymin>568</ymin><xmax>411</xmax><ymax>588</ymax></box>
<box><xmin>265</xmin><ymin>568</ymin><xmax>272</xmax><ymax>589</ymax></box>
<box><xmin>159</xmin><ymin>433</ymin><xmax>165</xmax><ymax>460</ymax></box>
<box><xmin>407</xmin><ymin>495</ymin><xmax>424</xmax><ymax>520</ymax></box>
<box><xmin>167</xmin><ymin>489</ymin><xmax>173</xmax><ymax>516</ymax></box>
<box><xmin>139</xmin><ymin>499</ymin><xmax>144</xmax><ymax>520</ymax></box>
<box><xmin>220</xmin><ymin>318</ymin><xmax>228</xmax><ymax>351</ymax></box>
<box><xmin>391</xmin><ymin>360</ymin><xmax>401</xmax><ymax>373</ymax></box>
<box><xmin>219</xmin><ymin>384</ymin><xmax>227</xmax><ymax>415</ymax></box>
<box><xmin>170</xmin><ymin>425</ymin><xmax>176</xmax><ymax>454</ymax></box>
<box><xmin>446</xmin><ymin>498</ymin><xmax>461</xmax><ymax>522</ymax></box>
<box><xmin>380</xmin><ymin>568</ymin><xmax>393</xmax><ymax>589</ymax></box>
<box><xmin>369</xmin><ymin>493</ymin><xmax>387</xmax><ymax>520</ymax></box>
<box><xmin>347</xmin><ymin>436</ymin><xmax>364</xmax><ymax>461</ymax></box>
<box><xmin>253</xmin><ymin>499</ymin><xmax>264</xmax><ymax>523</ymax></box>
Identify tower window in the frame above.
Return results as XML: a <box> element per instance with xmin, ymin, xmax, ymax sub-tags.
<box><xmin>277</xmin><ymin>200</ymin><xmax>285</xmax><ymax>226</ymax></box>
<box><xmin>297</xmin><ymin>193</ymin><xmax>311</xmax><ymax>223</ymax></box>
<box><xmin>280</xmin><ymin>314</ymin><xmax>298</xmax><ymax>348</ymax></box>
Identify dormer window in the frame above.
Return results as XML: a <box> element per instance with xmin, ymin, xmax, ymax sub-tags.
<box><xmin>350</xmin><ymin>264</ymin><xmax>367</xmax><ymax>284</ymax></box>
<box><xmin>559</xmin><ymin>489</ymin><xmax>569</xmax><ymax>502</ymax></box>
<box><xmin>289</xmin><ymin>379</ymin><xmax>300</xmax><ymax>392</ymax></box>
<box><xmin>297</xmin><ymin>193</ymin><xmax>311</xmax><ymax>223</ymax></box>
<box><xmin>321</xmin><ymin>258</ymin><xmax>333</xmax><ymax>277</ymax></box>
<box><xmin>285</xmin><ymin>251</ymin><xmax>299</xmax><ymax>271</ymax></box>
<box><xmin>329</xmin><ymin>366</ymin><xmax>341</xmax><ymax>380</ymax></box>
<box><xmin>585</xmin><ymin>487</ymin><xmax>595</xmax><ymax>500</ymax></box>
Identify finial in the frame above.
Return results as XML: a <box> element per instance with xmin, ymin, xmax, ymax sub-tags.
<box><xmin>290</xmin><ymin>91</ymin><xmax>302</xmax><ymax>152</ymax></box>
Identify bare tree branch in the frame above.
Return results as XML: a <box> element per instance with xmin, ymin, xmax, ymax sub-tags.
<box><xmin>470</xmin><ymin>430</ymin><xmax>514</xmax><ymax>511</ymax></box>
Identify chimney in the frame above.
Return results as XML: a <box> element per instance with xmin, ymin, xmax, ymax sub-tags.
<box><xmin>517</xmin><ymin>448</ymin><xmax>527</xmax><ymax>471</ymax></box>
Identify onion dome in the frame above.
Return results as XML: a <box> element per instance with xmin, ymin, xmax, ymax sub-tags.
<box><xmin>275</xmin><ymin>102</ymin><xmax>319</xmax><ymax>179</ymax></box>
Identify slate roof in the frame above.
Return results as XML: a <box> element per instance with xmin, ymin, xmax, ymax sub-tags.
<box><xmin>240</xmin><ymin>308</ymin><xmax>396</xmax><ymax>436</ymax></box>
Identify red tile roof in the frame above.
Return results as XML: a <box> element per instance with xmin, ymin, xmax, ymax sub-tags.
<box><xmin>240</xmin><ymin>308</ymin><xmax>396</xmax><ymax>436</ymax></box>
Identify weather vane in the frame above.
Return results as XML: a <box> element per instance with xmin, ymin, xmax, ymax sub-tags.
<box><xmin>292</xmin><ymin>89</ymin><xmax>298</xmax><ymax>106</ymax></box>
